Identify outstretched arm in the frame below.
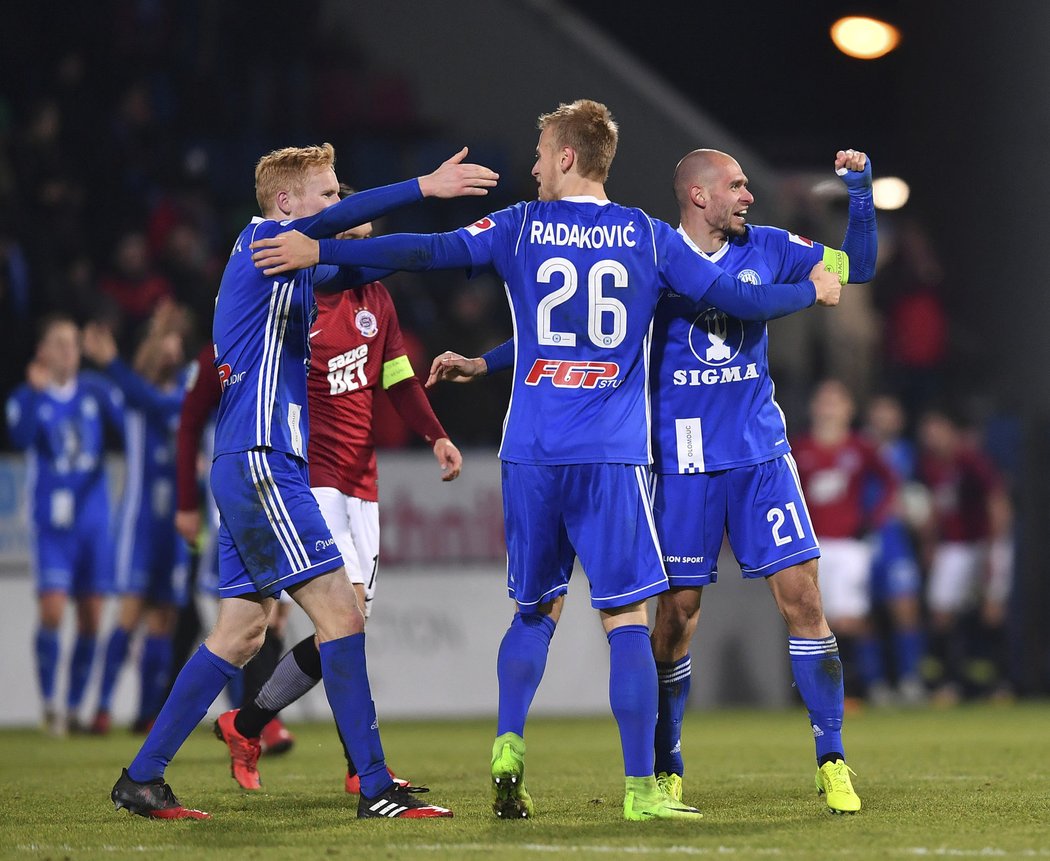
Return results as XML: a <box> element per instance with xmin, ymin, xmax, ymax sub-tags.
<box><xmin>291</xmin><ymin>148</ymin><xmax>499</xmax><ymax>240</ymax></box>
<box><xmin>251</xmin><ymin>230</ymin><xmax>474</xmax><ymax>277</ymax></box>
<box><xmin>835</xmin><ymin>149</ymin><xmax>877</xmax><ymax>283</ymax></box>
<box><xmin>701</xmin><ymin>261</ymin><xmax>840</xmax><ymax>321</ymax></box>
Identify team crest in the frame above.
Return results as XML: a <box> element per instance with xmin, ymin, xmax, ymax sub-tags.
<box><xmin>737</xmin><ymin>268</ymin><xmax>761</xmax><ymax>285</ymax></box>
<box><xmin>688</xmin><ymin>309</ymin><xmax>744</xmax><ymax>366</ymax></box>
<box><xmin>355</xmin><ymin>309</ymin><xmax>378</xmax><ymax>338</ymax></box>
<box><xmin>464</xmin><ymin>216</ymin><xmax>495</xmax><ymax>236</ymax></box>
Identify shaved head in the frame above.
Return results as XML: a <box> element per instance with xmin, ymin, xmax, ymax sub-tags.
<box><xmin>673</xmin><ymin>149</ymin><xmax>738</xmax><ymax>208</ymax></box>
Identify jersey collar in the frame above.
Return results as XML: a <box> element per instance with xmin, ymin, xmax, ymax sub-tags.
<box><xmin>561</xmin><ymin>195</ymin><xmax>611</xmax><ymax>205</ymax></box>
<box><xmin>47</xmin><ymin>378</ymin><xmax>78</xmax><ymax>402</ymax></box>
<box><xmin>677</xmin><ymin>224</ymin><xmax>732</xmax><ymax>263</ymax></box>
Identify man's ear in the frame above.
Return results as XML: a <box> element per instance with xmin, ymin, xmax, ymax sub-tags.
<box><xmin>692</xmin><ymin>185</ymin><xmax>706</xmax><ymax>208</ymax></box>
<box><xmin>276</xmin><ymin>190</ymin><xmax>293</xmax><ymax>217</ymax></box>
<box><xmin>560</xmin><ymin>146</ymin><xmax>576</xmax><ymax>175</ymax></box>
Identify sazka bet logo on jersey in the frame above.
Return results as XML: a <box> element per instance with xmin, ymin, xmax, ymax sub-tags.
<box><xmin>217</xmin><ymin>363</ymin><xmax>246</xmax><ymax>389</ymax></box>
<box><xmin>524</xmin><ymin>359</ymin><xmax>621</xmax><ymax>389</ymax></box>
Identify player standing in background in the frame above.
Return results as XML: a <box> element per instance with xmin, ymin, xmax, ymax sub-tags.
<box><xmin>791</xmin><ymin>381</ymin><xmax>898</xmax><ymax>709</ymax></box>
<box><xmin>81</xmin><ymin>306</ymin><xmax>191</xmax><ymax>735</ymax></box>
<box><xmin>427</xmin><ymin>146</ymin><xmax>876</xmax><ymax>814</ymax></box>
<box><xmin>249</xmin><ymin>99</ymin><xmax>843</xmax><ymax>821</ymax></box>
<box><xmin>862</xmin><ymin>394</ymin><xmax>926</xmax><ymax>705</ymax></box>
<box><xmin>174</xmin><ymin>339</ymin><xmax>295</xmax><ymax>755</ymax></box>
<box><xmin>5</xmin><ymin>315</ymin><xmax>125</xmax><ymax>735</ymax></box>
<box><xmin>109</xmin><ymin>143</ymin><xmax>496</xmax><ymax>820</ymax></box>
<box><xmin>916</xmin><ymin>408</ymin><xmax>1013</xmax><ymax>703</ymax></box>
<box><xmin>214</xmin><ymin>204</ymin><xmax>462</xmax><ymax>794</ymax></box>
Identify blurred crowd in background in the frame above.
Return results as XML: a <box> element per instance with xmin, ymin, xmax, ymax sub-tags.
<box><xmin>0</xmin><ymin>0</ymin><xmax>1025</xmax><ymax>715</ymax></box>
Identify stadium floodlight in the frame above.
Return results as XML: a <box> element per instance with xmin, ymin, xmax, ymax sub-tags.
<box><xmin>830</xmin><ymin>16</ymin><xmax>900</xmax><ymax>59</ymax></box>
<box><xmin>872</xmin><ymin>176</ymin><xmax>909</xmax><ymax>210</ymax></box>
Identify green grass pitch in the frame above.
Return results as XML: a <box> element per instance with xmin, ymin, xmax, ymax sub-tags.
<box><xmin>2</xmin><ymin>703</ymin><xmax>1048</xmax><ymax>860</ymax></box>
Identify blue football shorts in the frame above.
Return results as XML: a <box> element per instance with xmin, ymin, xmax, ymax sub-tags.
<box><xmin>501</xmin><ymin>460</ymin><xmax>668</xmax><ymax>611</ymax></box>
<box><xmin>114</xmin><ymin>507</ymin><xmax>190</xmax><ymax>606</ymax></box>
<box><xmin>211</xmin><ymin>449</ymin><xmax>345</xmax><ymax>598</ymax></box>
<box><xmin>869</xmin><ymin>519</ymin><xmax>921</xmax><ymax>602</ymax></box>
<box><xmin>33</xmin><ymin>484</ymin><xmax>113</xmax><ymax>596</ymax></box>
<box><xmin>651</xmin><ymin>454</ymin><xmax>821</xmax><ymax>587</ymax></box>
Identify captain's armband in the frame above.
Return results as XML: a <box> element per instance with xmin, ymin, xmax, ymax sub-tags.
<box><xmin>382</xmin><ymin>354</ymin><xmax>415</xmax><ymax>390</ymax></box>
<box><xmin>822</xmin><ymin>247</ymin><xmax>850</xmax><ymax>286</ymax></box>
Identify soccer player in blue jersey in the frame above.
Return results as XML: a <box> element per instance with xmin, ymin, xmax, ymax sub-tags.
<box><xmin>109</xmin><ymin>143</ymin><xmax>497</xmax><ymax>820</ymax></box>
<box><xmin>6</xmin><ymin>315</ymin><xmax>125</xmax><ymax>735</ymax></box>
<box><xmin>81</xmin><ymin>310</ymin><xmax>191</xmax><ymax>734</ymax></box>
<box><xmin>248</xmin><ymin>99</ymin><xmax>842</xmax><ymax>821</ymax></box>
<box><xmin>427</xmin><ymin>146</ymin><xmax>876</xmax><ymax>815</ymax></box>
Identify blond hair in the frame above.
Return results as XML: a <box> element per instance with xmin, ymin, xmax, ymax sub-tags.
<box><xmin>537</xmin><ymin>99</ymin><xmax>618</xmax><ymax>183</ymax></box>
<box><xmin>254</xmin><ymin>143</ymin><xmax>336</xmax><ymax>215</ymax></box>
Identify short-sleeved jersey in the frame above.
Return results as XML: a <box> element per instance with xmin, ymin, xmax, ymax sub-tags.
<box><xmin>918</xmin><ymin>446</ymin><xmax>1002</xmax><ymax>542</ymax></box>
<box><xmin>5</xmin><ymin>372</ymin><xmax>124</xmax><ymax>529</ymax></box>
<box><xmin>650</xmin><ymin>226</ymin><xmax>824</xmax><ymax>474</ymax></box>
<box><xmin>791</xmin><ymin>431</ymin><xmax>897</xmax><ymax>539</ymax></box>
<box><xmin>455</xmin><ymin>197</ymin><xmax>722</xmax><ymax>465</ymax></box>
<box><xmin>212</xmin><ymin>217</ymin><xmax>321</xmax><ymax>460</ymax></box>
<box><xmin>307</xmin><ymin>281</ymin><xmax>412</xmax><ymax>501</ymax></box>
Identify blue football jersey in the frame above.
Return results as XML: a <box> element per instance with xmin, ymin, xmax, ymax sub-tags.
<box><xmin>455</xmin><ymin>197</ymin><xmax>731</xmax><ymax>465</ymax></box>
<box><xmin>650</xmin><ymin>225</ymin><xmax>824</xmax><ymax>474</ymax></box>
<box><xmin>212</xmin><ymin>217</ymin><xmax>326</xmax><ymax>460</ymax></box>
<box><xmin>212</xmin><ymin>180</ymin><xmax>422</xmax><ymax>460</ymax></box>
<box><xmin>5</xmin><ymin>372</ymin><xmax>124</xmax><ymax>529</ymax></box>
<box><xmin>104</xmin><ymin>359</ymin><xmax>187</xmax><ymax>536</ymax></box>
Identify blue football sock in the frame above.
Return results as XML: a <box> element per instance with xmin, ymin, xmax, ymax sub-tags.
<box><xmin>789</xmin><ymin>636</ymin><xmax>845</xmax><ymax>763</ymax></box>
<box><xmin>225</xmin><ymin>668</ymin><xmax>245</xmax><ymax>708</ymax></box>
<box><xmin>607</xmin><ymin>624</ymin><xmax>658</xmax><ymax>778</ymax></box>
<box><xmin>496</xmin><ymin>612</ymin><xmax>557</xmax><ymax>737</ymax></box>
<box><xmin>894</xmin><ymin>629</ymin><xmax>924</xmax><ymax>680</ymax></box>
<box><xmin>97</xmin><ymin>627</ymin><xmax>131</xmax><ymax>712</ymax></box>
<box><xmin>66</xmin><ymin>633</ymin><xmax>97</xmax><ymax>711</ymax></box>
<box><xmin>318</xmin><ymin>634</ymin><xmax>390</xmax><ymax>799</ymax></box>
<box><xmin>856</xmin><ymin>634</ymin><xmax>884</xmax><ymax>689</ymax></box>
<box><xmin>127</xmin><ymin>644</ymin><xmax>238</xmax><ymax>783</ymax></box>
<box><xmin>35</xmin><ymin>628</ymin><xmax>60</xmax><ymax>705</ymax></box>
<box><xmin>654</xmin><ymin>654</ymin><xmax>691</xmax><ymax>776</ymax></box>
<box><xmin>138</xmin><ymin>635</ymin><xmax>173</xmax><ymax>723</ymax></box>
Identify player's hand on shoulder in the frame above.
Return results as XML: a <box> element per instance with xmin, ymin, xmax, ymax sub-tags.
<box><xmin>418</xmin><ymin>147</ymin><xmax>500</xmax><ymax>199</ymax></box>
<box><xmin>426</xmin><ymin>351</ymin><xmax>486</xmax><ymax>387</ymax></box>
<box><xmin>834</xmin><ymin>149</ymin><xmax>872</xmax><ymax>190</ymax></box>
<box><xmin>250</xmin><ymin>230</ymin><xmax>319</xmax><ymax>276</ymax></box>
<box><xmin>808</xmin><ymin>261</ymin><xmax>842</xmax><ymax>307</ymax></box>
<box><xmin>433</xmin><ymin>438</ymin><xmax>463</xmax><ymax>482</ymax></box>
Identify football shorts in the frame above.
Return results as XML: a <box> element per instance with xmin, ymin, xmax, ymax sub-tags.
<box><xmin>211</xmin><ymin>449</ymin><xmax>344</xmax><ymax>598</ymax></box>
<box><xmin>651</xmin><ymin>454</ymin><xmax>820</xmax><ymax>587</ymax></box>
<box><xmin>501</xmin><ymin>461</ymin><xmax>667</xmax><ymax>610</ymax></box>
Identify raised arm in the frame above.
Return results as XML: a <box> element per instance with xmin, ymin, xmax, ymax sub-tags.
<box><xmin>835</xmin><ymin>149</ymin><xmax>877</xmax><ymax>283</ymax></box>
<box><xmin>291</xmin><ymin>148</ymin><xmax>499</xmax><ymax>240</ymax></box>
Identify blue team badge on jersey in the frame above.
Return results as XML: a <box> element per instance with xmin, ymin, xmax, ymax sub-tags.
<box><xmin>355</xmin><ymin>309</ymin><xmax>378</xmax><ymax>338</ymax></box>
<box><xmin>688</xmin><ymin>309</ymin><xmax>745</xmax><ymax>366</ymax></box>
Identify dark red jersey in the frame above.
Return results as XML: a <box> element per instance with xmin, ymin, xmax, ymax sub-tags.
<box><xmin>791</xmin><ymin>432</ymin><xmax>898</xmax><ymax>539</ymax></box>
<box><xmin>307</xmin><ymin>281</ymin><xmax>444</xmax><ymax>501</ymax></box>
<box><xmin>175</xmin><ymin>343</ymin><xmax>221</xmax><ymax>512</ymax></box>
<box><xmin>918</xmin><ymin>445</ymin><xmax>1002</xmax><ymax>542</ymax></box>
